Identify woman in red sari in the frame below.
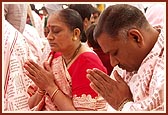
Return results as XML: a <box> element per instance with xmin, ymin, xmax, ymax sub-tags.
<box><xmin>24</xmin><ymin>8</ymin><xmax>107</xmax><ymax>111</ymax></box>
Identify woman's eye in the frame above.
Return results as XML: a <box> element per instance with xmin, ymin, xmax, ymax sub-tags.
<box><xmin>53</xmin><ymin>29</ymin><xmax>61</xmax><ymax>34</ymax></box>
<box><xmin>53</xmin><ymin>31</ymin><xmax>58</xmax><ymax>33</ymax></box>
<box><xmin>45</xmin><ymin>28</ymin><xmax>50</xmax><ymax>33</ymax></box>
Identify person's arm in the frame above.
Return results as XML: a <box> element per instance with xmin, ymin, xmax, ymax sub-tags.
<box><xmin>87</xmin><ymin>68</ymin><xmax>133</xmax><ymax>110</ymax></box>
<box><xmin>45</xmin><ymin>85</ymin><xmax>76</xmax><ymax>110</ymax></box>
<box><xmin>28</xmin><ymin>81</ymin><xmax>76</xmax><ymax>110</ymax></box>
<box><xmin>28</xmin><ymin>88</ymin><xmax>45</xmax><ymax>109</ymax></box>
<box><xmin>24</xmin><ymin>60</ymin><xmax>76</xmax><ymax>110</ymax></box>
<box><xmin>87</xmin><ymin>65</ymin><xmax>165</xmax><ymax>111</ymax></box>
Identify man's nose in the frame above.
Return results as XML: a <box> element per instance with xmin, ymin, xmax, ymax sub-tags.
<box><xmin>110</xmin><ymin>56</ymin><xmax>119</xmax><ymax>68</ymax></box>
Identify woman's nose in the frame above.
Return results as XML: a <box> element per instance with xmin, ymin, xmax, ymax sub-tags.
<box><xmin>47</xmin><ymin>32</ymin><xmax>54</xmax><ymax>40</ymax></box>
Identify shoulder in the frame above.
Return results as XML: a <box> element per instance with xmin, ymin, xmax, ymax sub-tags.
<box><xmin>75</xmin><ymin>52</ymin><xmax>107</xmax><ymax>72</ymax></box>
<box><xmin>77</xmin><ymin>52</ymin><xmax>101</xmax><ymax>62</ymax></box>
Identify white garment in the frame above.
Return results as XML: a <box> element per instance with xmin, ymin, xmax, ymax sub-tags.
<box><xmin>23</xmin><ymin>24</ymin><xmax>44</xmax><ymax>64</ymax></box>
<box><xmin>44</xmin><ymin>4</ymin><xmax>63</xmax><ymax>15</ymax></box>
<box><xmin>31</xmin><ymin>11</ymin><xmax>45</xmax><ymax>38</ymax></box>
<box><xmin>122</xmin><ymin>29</ymin><xmax>165</xmax><ymax>111</ymax></box>
<box><xmin>145</xmin><ymin>4</ymin><xmax>165</xmax><ymax>28</ymax></box>
<box><xmin>4</xmin><ymin>4</ymin><xmax>28</xmax><ymax>33</ymax></box>
<box><xmin>3</xmin><ymin>20</ymin><xmax>36</xmax><ymax>111</ymax></box>
<box><xmin>107</xmin><ymin>30</ymin><xmax>165</xmax><ymax>111</ymax></box>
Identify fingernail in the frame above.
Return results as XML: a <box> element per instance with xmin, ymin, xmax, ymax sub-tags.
<box><xmin>86</xmin><ymin>69</ymin><xmax>90</xmax><ymax>72</ymax></box>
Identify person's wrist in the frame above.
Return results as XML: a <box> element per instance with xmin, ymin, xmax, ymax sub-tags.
<box><xmin>50</xmin><ymin>88</ymin><xmax>60</xmax><ymax>101</ymax></box>
<box><xmin>117</xmin><ymin>98</ymin><xmax>133</xmax><ymax>111</ymax></box>
<box><xmin>37</xmin><ymin>88</ymin><xmax>46</xmax><ymax>96</ymax></box>
<box><xmin>46</xmin><ymin>85</ymin><xmax>58</xmax><ymax>95</ymax></box>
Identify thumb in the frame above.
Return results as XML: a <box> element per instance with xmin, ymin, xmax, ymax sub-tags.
<box><xmin>43</xmin><ymin>61</ymin><xmax>52</xmax><ymax>72</ymax></box>
<box><xmin>113</xmin><ymin>70</ymin><xmax>124</xmax><ymax>83</ymax></box>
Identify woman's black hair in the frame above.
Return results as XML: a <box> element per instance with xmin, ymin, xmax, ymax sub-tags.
<box><xmin>58</xmin><ymin>8</ymin><xmax>87</xmax><ymax>41</ymax></box>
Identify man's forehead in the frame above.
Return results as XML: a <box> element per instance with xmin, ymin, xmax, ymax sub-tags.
<box><xmin>97</xmin><ymin>33</ymin><xmax>120</xmax><ymax>52</ymax></box>
<box><xmin>97</xmin><ymin>33</ymin><xmax>114</xmax><ymax>42</ymax></box>
<box><xmin>97</xmin><ymin>35</ymin><xmax>113</xmax><ymax>53</ymax></box>
<box><xmin>97</xmin><ymin>32</ymin><xmax>120</xmax><ymax>42</ymax></box>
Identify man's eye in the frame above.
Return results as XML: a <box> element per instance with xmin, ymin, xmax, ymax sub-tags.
<box><xmin>110</xmin><ymin>50</ymin><xmax>118</xmax><ymax>56</ymax></box>
<box><xmin>113</xmin><ymin>50</ymin><xmax>118</xmax><ymax>56</ymax></box>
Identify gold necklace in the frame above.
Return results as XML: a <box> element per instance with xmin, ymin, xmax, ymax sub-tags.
<box><xmin>63</xmin><ymin>43</ymin><xmax>82</xmax><ymax>66</ymax></box>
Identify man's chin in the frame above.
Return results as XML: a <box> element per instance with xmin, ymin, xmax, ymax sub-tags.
<box><xmin>125</xmin><ymin>67</ymin><xmax>138</xmax><ymax>72</ymax></box>
<box><xmin>118</xmin><ymin>65</ymin><xmax>138</xmax><ymax>72</ymax></box>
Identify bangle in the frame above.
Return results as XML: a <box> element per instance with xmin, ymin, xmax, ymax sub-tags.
<box><xmin>51</xmin><ymin>88</ymin><xmax>59</xmax><ymax>101</ymax></box>
<box><xmin>118</xmin><ymin>98</ymin><xmax>132</xmax><ymax>111</ymax></box>
<box><xmin>37</xmin><ymin>89</ymin><xmax>46</xmax><ymax>96</ymax></box>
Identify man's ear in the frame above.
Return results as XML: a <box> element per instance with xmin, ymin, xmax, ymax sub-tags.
<box><xmin>127</xmin><ymin>29</ymin><xmax>144</xmax><ymax>47</ymax></box>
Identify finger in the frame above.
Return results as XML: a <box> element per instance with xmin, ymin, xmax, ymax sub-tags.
<box><xmin>25</xmin><ymin>60</ymin><xmax>44</xmax><ymax>77</ymax></box>
<box><xmin>32</xmin><ymin>85</ymin><xmax>38</xmax><ymax>91</ymax></box>
<box><xmin>86</xmin><ymin>69</ymin><xmax>106</xmax><ymax>87</ymax></box>
<box><xmin>87</xmin><ymin>74</ymin><xmax>104</xmax><ymax>93</ymax></box>
<box><xmin>89</xmin><ymin>82</ymin><xmax>103</xmax><ymax>95</ymax></box>
<box><xmin>28</xmin><ymin>85</ymin><xmax>38</xmax><ymax>92</ymax></box>
<box><xmin>24</xmin><ymin>70</ymin><xmax>36</xmax><ymax>82</ymax></box>
<box><xmin>28</xmin><ymin>59</ymin><xmax>42</xmax><ymax>70</ymax></box>
<box><xmin>43</xmin><ymin>61</ymin><xmax>52</xmax><ymax>72</ymax></box>
<box><xmin>24</xmin><ymin>63</ymin><xmax>37</xmax><ymax>77</ymax></box>
<box><xmin>93</xmin><ymin>68</ymin><xmax>115</xmax><ymax>83</ymax></box>
<box><xmin>87</xmin><ymin>69</ymin><xmax>117</xmax><ymax>92</ymax></box>
<box><xmin>27</xmin><ymin>87</ymin><xmax>36</xmax><ymax>96</ymax></box>
<box><xmin>27</xmin><ymin>90</ymin><xmax>33</xmax><ymax>96</ymax></box>
<box><xmin>113</xmin><ymin>70</ymin><xmax>124</xmax><ymax>83</ymax></box>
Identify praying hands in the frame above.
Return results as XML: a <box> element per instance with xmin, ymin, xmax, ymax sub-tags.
<box><xmin>87</xmin><ymin>68</ymin><xmax>133</xmax><ymax>110</ymax></box>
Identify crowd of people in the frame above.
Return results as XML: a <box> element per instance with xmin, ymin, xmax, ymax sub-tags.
<box><xmin>3</xmin><ymin>3</ymin><xmax>165</xmax><ymax>112</ymax></box>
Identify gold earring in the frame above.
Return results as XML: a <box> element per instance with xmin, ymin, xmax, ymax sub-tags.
<box><xmin>72</xmin><ymin>36</ymin><xmax>77</xmax><ymax>41</ymax></box>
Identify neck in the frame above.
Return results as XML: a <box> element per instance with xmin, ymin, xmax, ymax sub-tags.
<box><xmin>62</xmin><ymin>43</ymin><xmax>82</xmax><ymax>66</ymax></box>
<box><xmin>136</xmin><ymin>26</ymin><xmax>160</xmax><ymax>69</ymax></box>
<box><xmin>141</xmin><ymin>26</ymin><xmax>160</xmax><ymax>62</ymax></box>
<box><xmin>147</xmin><ymin>26</ymin><xmax>160</xmax><ymax>50</ymax></box>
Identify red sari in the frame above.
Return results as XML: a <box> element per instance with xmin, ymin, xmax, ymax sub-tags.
<box><xmin>68</xmin><ymin>52</ymin><xmax>107</xmax><ymax>98</ymax></box>
<box><xmin>28</xmin><ymin>51</ymin><xmax>108</xmax><ymax>111</ymax></box>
